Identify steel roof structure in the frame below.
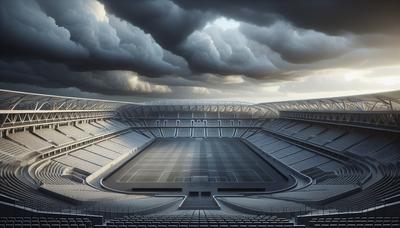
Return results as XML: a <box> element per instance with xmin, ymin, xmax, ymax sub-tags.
<box><xmin>259</xmin><ymin>90</ymin><xmax>400</xmax><ymax>112</ymax></box>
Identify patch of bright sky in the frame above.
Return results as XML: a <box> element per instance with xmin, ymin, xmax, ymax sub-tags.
<box><xmin>90</xmin><ymin>0</ymin><xmax>108</xmax><ymax>22</ymax></box>
<box><xmin>204</xmin><ymin>17</ymin><xmax>240</xmax><ymax>30</ymax></box>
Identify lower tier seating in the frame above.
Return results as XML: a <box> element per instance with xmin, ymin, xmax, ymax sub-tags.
<box><xmin>0</xmin><ymin>216</ymin><xmax>94</xmax><ymax>228</ymax></box>
<box><xmin>245</xmin><ymin>132</ymin><xmax>344</xmax><ymax>174</ymax></box>
<box><xmin>98</xmin><ymin>215</ymin><xmax>304</xmax><ymax>228</ymax></box>
<box><xmin>36</xmin><ymin>161</ymin><xmax>79</xmax><ymax>185</ymax></box>
<box><xmin>302</xmin><ymin>216</ymin><xmax>400</xmax><ymax>228</ymax></box>
<box><xmin>0</xmin><ymin>164</ymin><xmax>70</xmax><ymax>210</ymax></box>
<box><xmin>326</xmin><ymin>163</ymin><xmax>400</xmax><ymax>210</ymax></box>
<box><xmin>264</xmin><ymin>119</ymin><xmax>400</xmax><ymax>164</ymax></box>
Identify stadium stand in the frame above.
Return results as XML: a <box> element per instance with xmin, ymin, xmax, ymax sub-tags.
<box><xmin>8</xmin><ymin>131</ymin><xmax>54</xmax><ymax>152</ymax></box>
<box><xmin>0</xmin><ymin>89</ymin><xmax>400</xmax><ymax>227</ymax></box>
<box><xmin>99</xmin><ymin>214</ymin><xmax>304</xmax><ymax>228</ymax></box>
<box><xmin>57</xmin><ymin>125</ymin><xmax>93</xmax><ymax>141</ymax></box>
<box><xmin>0</xmin><ymin>216</ymin><xmax>95</xmax><ymax>227</ymax></box>
<box><xmin>34</xmin><ymin>128</ymin><xmax>75</xmax><ymax>146</ymax></box>
<box><xmin>35</xmin><ymin>160</ymin><xmax>80</xmax><ymax>185</ymax></box>
<box><xmin>0</xmin><ymin>138</ymin><xmax>31</xmax><ymax>160</ymax></box>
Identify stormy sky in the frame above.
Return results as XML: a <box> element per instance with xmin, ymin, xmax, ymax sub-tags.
<box><xmin>1</xmin><ymin>0</ymin><xmax>400</xmax><ymax>102</ymax></box>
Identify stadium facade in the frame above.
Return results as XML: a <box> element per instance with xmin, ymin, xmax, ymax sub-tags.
<box><xmin>0</xmin><ymin>89</ymin><xmax>400</xmax><ymax>227</ymax></box>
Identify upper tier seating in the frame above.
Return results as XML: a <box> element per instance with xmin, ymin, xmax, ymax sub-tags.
<box><xmin>219</xmin><ymin>113</ymin><xmax>235</xmax><ymax>118</ymax></box>
<box><xmin>177</xmin><ymin>128</ymin><xmax>190</xmax><ymax>137</ymax></box>
<box><xmin>110</xmin><ymin>131</ymin><xmax>150</xmax><ymax>148</ymax></box>
<box><xmin>0</xmin><ymin>138</ymin><xmax>31</xmax><ymax>159</ymax></box>
<box><xmin>161</xmin><ymin>128</ymin><xmax>175</xmax><ymax>137</ymax></box>
<box><xmin>144</xmin><ymin>119</ymin><xmax>158</xmax><ymax>127</ymax></box>
<box><xmin>220</xmin><ymin>120</ymin><xmax>232</xmax><ymax>127</ymax></box>
<box><xmin>193</xmin><ymin>128</ymin><xmax>205</xmax><ymax>137</ymax></box>
<box><xmin>206</xmin><ymin>119</ymin><xmax>219</xmax><ymax>127</ymax></box>
<box><xmin>205</xmin><ymin>112</ymin><xmax>218</xmax><ymax>118</ymax></box>
<box><xmin>50</xmin><ymin>131</ymin><xmax>151</xmax><ymax>175</ymax></box>
<box><xmin>207</xmin><ymin>128</ymin><xmax>219</xmax><ymax>137</ymax></box>
<box><xmin>164</xmin><ymin>120</ymin><xmax>178</xmax><ymax>127</ymax></box>
<box><xmin>105</xmin><ymin>119</ymin><xmax>128</xmax><ymax>128</ymax></box>
<box><xmin>308</xmin><ymin>128</ymin><xmax>347</xmax><ymax>146</ymax></box>
<box><xmin>348</xmin><ymin>134</ymin><xmax>397</xmax><ymax>156</ymax></box>
<box><xmin>96</xmin><ymin>140</ymin><xmax>130</xmax><ymax>154</ymax></box>
<box><xmin>235</xmin><ymin>128</ymin><xmax>248</xmax><ymax>137</ymax></box>
<box><xmin>70</xmin><ymin>149</ymin><xmax>112</xmax><ymax>166</ymax></box>
<box><xmin>8</xmin><ymin>132</ymin><xmax>54</xmax><ymax>152</ymax></box>
<box><xmin>192</xmin><ymin>120</ymin><xmax>205</xmax><ymax>127</ymax></box>
<box><xmin>149</xmin><ymin>128</ymin><xmax>162</xmax><ymax>137</ymax></box>
<box><xmin>57</xmin><ymin>125</ymin><xmax>92</xmax><ymax>141</ymax></box>
<box><xmin>34</xmin><ymin>128</ymin><xmax>75</xmax><ymax>146</ymax></box>
<box><xmin>325</xmin><ymin>132</ymin><xmax>369</xmax><ymax>152</ymax></box>
<box><xmin>264</xmin><ymin>119</ymin><xmax>400</xmax><ymax>164</ymax></box>
<box><xmin>85</xmin><ymin>144</ymin><xmax>122</xmax><ymax>159</ymax></box>
<box><xmin>76</xmin><ymin>123</ymin><xmax>107</xmax><ymax>136</ymax></box>
<box><xmin>179</xmin><ymin>120</ymin><xmax>192</xmax><ymax>127</ymax></box>
<box><xmin>221</xmin><ymin>128</ymin><xmax>234</xmax><ymax>137</ymax></box>
<box><xmin>246</xmin><ymin>132</ymin><xmax>343</xmax><ymax>173</ymax></box>
<box><xmin>0</xmin><ymin>151</ymin><xmax>15</xmax><ymax>163</ymax></box>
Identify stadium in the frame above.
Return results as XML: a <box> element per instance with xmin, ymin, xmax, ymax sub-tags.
<box><xmin>2</xmin><ymin>0</ymin><xmax>400</xmax><ymax>227</ymax></box>
<box><xmin>0</xmin><ymin>89</ymin><xmax>399</xmax><ymax>227</ymax></box>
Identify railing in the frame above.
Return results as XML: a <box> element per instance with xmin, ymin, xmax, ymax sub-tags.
<box><xmin>280</xmin><ymin>110</ymin><xmax>400</xmax><ymax>132</ymax></box>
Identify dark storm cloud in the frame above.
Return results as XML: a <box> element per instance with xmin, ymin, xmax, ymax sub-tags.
<box><xmin>179</xmin><ymin>24</ymin><xmax>282</xmax><ymax>77</ymax></box>
<box><xmin>240</xmin><ymin>22</ymin><xmax>353</xmax><ymax>64</ymax></box>
<box><xmin>0</xmin><ymin>0</ymin><xmax>399</xmax><ymax>99</ymax></box>
<box><xmin>0</xmin><ymin>0</ymin><xmax>189</xmax><ymax>77</ymax></box>
<box><xmin>0</xmin><ymin>0</ymin><xmax>88</xmax><ymax>61</ymax></box>
<box><xmin>100</xmin><ymin>0</ymin><xmax>212</xmax><ymax>50</ymax></box>
<box><xmin>174</xmin><ymin>0</ymin><xmax>400</xmax><ymax>35</ymax></box>
<box><xmin>0</xmin><ymin>60</ymin><xmax>172</xmax><ymax>95</ymax></box>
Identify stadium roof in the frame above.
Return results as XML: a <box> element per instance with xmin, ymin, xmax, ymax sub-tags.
<box><xmin>0</xmin><ymin>89</ymin><xmax>137</xmax><ymax>111</ymax></box>
<box><xmin>259</xmin><ymin>90</ymin><xmax>400</xmax><ymax>112</ymax></box>
<box><xmin>1</xmin><ymin>89</ymin><xmax>399</xmax><ymax>113</ymax></box>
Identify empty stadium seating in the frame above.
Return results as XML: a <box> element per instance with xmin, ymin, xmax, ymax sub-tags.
<box><xmin>0</xmin><ymin>138</ymin><xmax>31</xmax><ymax>162</ymax></box>
<box><xmin>301</xmin><ymin>216</ymin><xmax>400</xmax><ymax>228</ymax></box>
<box><xmin>246</xmin><ymin>132</ymin><xmax>344</xmax><ymax>174</ymax></box>
<box><xmin>99</xmin><ymin>215</ymin><xmax>304</xmax><ymax>228</ymax></box>
<box><xmin>58</xmin><ymin>126</ymin><xmax>92</xmax><ymax>141</ymax></box>
<box><xmin>8</xmin><ymin>131</ymin><xmax>54</xmax><ymax>152</ymax></box>
<box><xmin>34</xmin><ymin>128</ymin><xmax>74</xmax><ymax>146</ymax></box>
<box><xmin>0</xmin><ymin>216</ymin><xmax>95</xmax><ymax>228</ymax></box>
<box><xmin>1</xmin><ymin>90</ymin><xmax>399</xmax><ymax>227</ymax></box>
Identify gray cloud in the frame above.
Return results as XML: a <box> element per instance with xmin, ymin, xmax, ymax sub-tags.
<box><xmin>0</xmin><ymin>60</ymin><xmax>171</xmax><ymax>95</ymax></box>
<box><xmin>174</xmin><ymin>0</ymin><xmax>400</xmax><ymax>35</ymax></box>
<box><xmin>180</xmin><ymin>23</ymin><xmax>282</xmax><ymax>77</ymax></box>
<box><xmin>0</xmin><ymin>0</ymin><xmax>88</xmax><ymax>61</ymax></box>
<box><xmin>0</xmin><ymin>0</ymin><xmax>400</xmax><ymax>100</ymax></box>
<box><xmin>240</xmin><ymin>22</ymin><xmax>353</xmax><ymax>63</ymax></box>
<box><xmin>1</xmin><ymin>0</ymin><xmax>189</xmax><ymax>77</ymax></box>
<box><xmin>100</xmin><ymin>0</ymin><xmax>212</xmax><ymax>49</ymax></box>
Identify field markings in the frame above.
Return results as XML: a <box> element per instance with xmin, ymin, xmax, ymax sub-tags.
<box><xmin>113</xmin><ymin>138</ymin><xmax>275</xmax><ymax>184</ymax></box>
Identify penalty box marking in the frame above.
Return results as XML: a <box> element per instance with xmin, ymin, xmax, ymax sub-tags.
<box><xmin>118</xmin><ymin>169</ymin><xmax>265</xmax><ymax>184</ymax></box>
<box><xmin>118</xmin><ymin>169</ymin><xmax>165</xmax><ymax>183</ymax></box>
<box><xmin>117</xmin><ymin>160</ymin><xmax>269</xmax><ymax>183</ymax></box>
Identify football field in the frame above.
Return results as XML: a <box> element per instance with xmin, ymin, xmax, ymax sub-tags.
<box><xmin>104</xmin><ymin>137</ymin><xmax>288</xmax><ymax>191</ymax></box>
